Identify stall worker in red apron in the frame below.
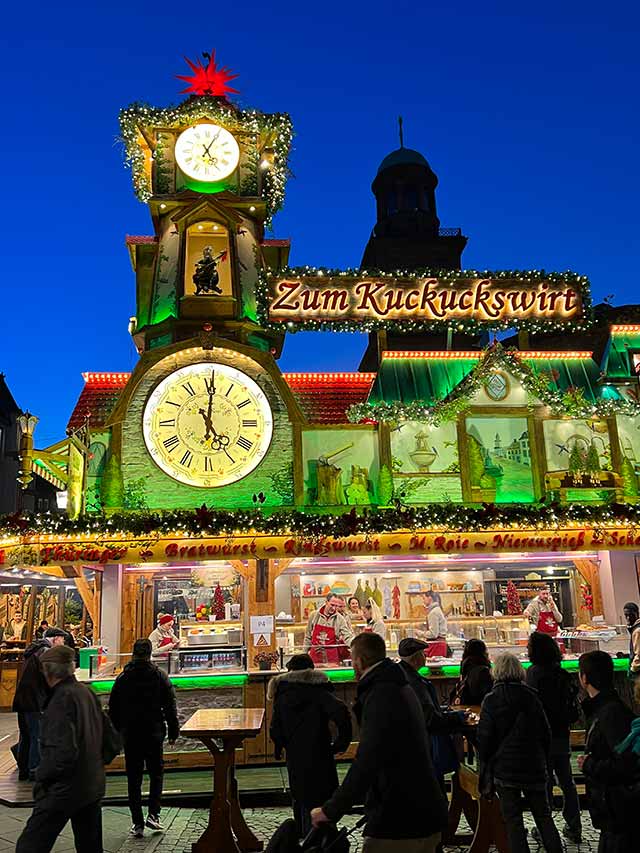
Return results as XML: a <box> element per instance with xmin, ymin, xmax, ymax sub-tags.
<box><xmin>524</xmin><ymin>587</ymin><xmax>562</xmax><ymax>637</ymax></box>
<box><xmin>419</xmin><ymin>591</ymin><xmax>448</xmax><ymax>658</ymax></box>
<box><xmin>303</xmin><ymin>595</ymin><xmax>354</xmax><ymax>666</ymax></box>
<box><xmin>149</xmin><ymin>614</ymin><xmax>180</xmax><ymax>660</ymax></box>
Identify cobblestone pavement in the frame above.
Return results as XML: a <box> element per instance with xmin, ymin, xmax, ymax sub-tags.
<box><xmin>0</xmin><ymin>803</ymin><xmax>603</xmax><ymax>852</ymax></box>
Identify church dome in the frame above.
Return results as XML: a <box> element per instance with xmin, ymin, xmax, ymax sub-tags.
<box><xmin>377</xmin><ymin>147</ymin><xmax>431</xmax><ymax>174</ymax></box>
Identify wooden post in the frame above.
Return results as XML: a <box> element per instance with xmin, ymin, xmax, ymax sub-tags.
<box><xmin>25</xmin><ymin>585</ymin><xmax>37</xmax><ymax>644</ymax></box>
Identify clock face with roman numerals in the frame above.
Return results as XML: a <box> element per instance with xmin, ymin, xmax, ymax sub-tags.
<box><xmin>142</xmin><ymin>363</ymin><xmax>273</xmax><ymax>488</ymax></box>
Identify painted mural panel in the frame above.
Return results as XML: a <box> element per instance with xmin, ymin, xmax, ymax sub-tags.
<box><xmin>543</xmin><ymin>419</ymin><xmax>611</xmax><ymax>473</ymax></box>
<box><xmin>302</xmin><ymin>429</ymin><xmax>379</xmax><ymax>506</ymax></box>
<box><xmin>616</xmin><ymin>415</ymin><xmax>640</xmax><ymax>471</ymax></box>
<box><xmin>390</xmin><ymin>420</ymin><xmax>462</xmax><ymax>504</ymax></box>
<box><xmin>465</xmin><ymin>416</ymin><xmax>535</xmax><ymax>503</ymax></box>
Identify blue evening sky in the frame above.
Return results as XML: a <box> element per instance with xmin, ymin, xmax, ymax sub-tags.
<box><xmin>3</xmin><ymin>1</ymin><xmax>639</xmax><ymax>446</ymax></box>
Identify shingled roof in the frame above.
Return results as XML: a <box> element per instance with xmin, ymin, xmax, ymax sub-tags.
<box><xmin>67</xmin><ymin>373</ymin><xmax>130</xmax><ymax>431</ymax></box>
<box><xmin>283</xmin><ymin>373</ymin><xmax>376</xmax><ymax>424</ymax></box>
<box><xmin>67</xmin><ymin>371</ymin><xmax>376</xmax><ymax>431</ymax></box>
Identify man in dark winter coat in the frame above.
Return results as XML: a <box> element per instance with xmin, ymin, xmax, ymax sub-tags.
<box><xmin>312</xmin><ymin>633</ymin><xmax>447</xmax><ymax>853</ymax></box>
<box><xmin>526</xmin><ymin>631</ymin><xmax>582</xmax><ymax>843</ymax></box>
<box><xmin>398</xmin><ymin>638</ymin><xmax>466</xmax><ymax>785</ymax></box>
<box><xmin>269</xmin><ymin>653</ymin><xmax>352</xmax><ymax>837</ymax></box>
<box><xmin>477</xmin><ymin>652</ymin><xmax>562</xmax><ymax>853</ymax></box>
<box><xmin>108</xmin><ymin>638</ymin><xmax>179</xmax><ymax>838</ymax></box>
<box><xmin>16</xmin><ymin>644</ymin><xmax>105</xmax><ymax>853</ymax></box>
<box><xmin>12</xmin><ymin>627</ymin><xmax>67</xmax><ymax>780</ymax></box>
<box><xmin>578</xmin><ymin>650</ymin><xmax>636</xmax><ymax>853</ymax></box>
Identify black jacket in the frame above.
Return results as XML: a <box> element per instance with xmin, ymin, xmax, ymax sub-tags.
<box><xmin>35</xmin><ymin>676</ymin><xmax>105</xmax><ymax>811</ymax></box>
<box><xmin>269</xmin><ymin>669</ymin><xmax>352</xmax><ymax>808</ymax></box>
<box><xmin>398</xmin><ymin>661</ymin><xmax>463</xmax><ymax>735</ymax></box>
<box><xmin>456</xmin><ymin>656</ymin><xmax>493</xmax><ymax>706</ymax></box>
<box><xmin>582</xmin><ymin>690</ymin><xmax>636</xmax><ymax>830</ymax></box>
<box><xmin>108</xmin><ymin>659</ymin><xmax>179</xmax><ymax>741</ymax></box>
<box><xmin>323</xmin><ymin>658</ymin><xmax>447</xmax><ymax>840</ymax></box>
<box><xmin>12</xmin><ymin>639</ymin><xmax>50</xmax><ymax>713</ymax></box>
<box><xmin>526</xmin><ymin>663</ymin><xmax>578</xmax><ymax>742</ymax></box>
<box><xmin>477</xmin><ymin>679</ymin><xmax>551</xmax><ymax>788</ymax></box>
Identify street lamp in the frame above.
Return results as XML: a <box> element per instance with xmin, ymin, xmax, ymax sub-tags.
<box><xmin>17</xmin><ymin>411</ymin><xmax>39</xmax><ymax>489</ymax></box>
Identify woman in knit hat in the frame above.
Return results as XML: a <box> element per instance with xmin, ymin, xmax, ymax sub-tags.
<box><xmin>149</xmin><ymin>614</ymin><xmax>180</xmax><ymax>660</ymax></box>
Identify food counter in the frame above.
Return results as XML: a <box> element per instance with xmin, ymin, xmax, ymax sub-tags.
<box><xmin>83</xmin><ymin>654</ymin><xmax>635</xmax><ymax>772</ymax></box>
<box><xmin>275</xmin><ymin>615</ymin><xmax>530</xmax><ymax>663</ymax></box>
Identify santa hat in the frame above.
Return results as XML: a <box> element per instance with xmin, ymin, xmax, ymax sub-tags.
<box><xmin>158</xmin><ymin>614</ymin><xmax>174</xmax><ymax>626</ymax></box>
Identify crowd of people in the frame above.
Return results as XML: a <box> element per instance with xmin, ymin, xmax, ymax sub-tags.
<box><xmin>270</xmin><ymin>619</ymin><xmax>640</xmax><ymax>853</ymax></box>
<box><xmin>9</xmin><ymin>600</ymin><xmax>640</xmax><ymax>853</ymax></box>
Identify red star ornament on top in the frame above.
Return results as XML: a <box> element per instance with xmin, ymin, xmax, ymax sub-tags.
<box><xmin>177</xmin><ymin>50</ymin><xmax>239</xmax><ymax>97</ymax></box>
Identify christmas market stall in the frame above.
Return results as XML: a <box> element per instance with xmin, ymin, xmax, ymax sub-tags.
<box><xmin>4</xmin><ymin>53</ymin><xmax>640</xmax><ymax>772</ymax></box>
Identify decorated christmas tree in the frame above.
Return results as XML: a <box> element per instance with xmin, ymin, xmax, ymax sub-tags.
<box><xmin>212</xmin><ymin>582</ymin><xmax>226</xmax><ymax>620</ymax></box>
<box><xmin>506</xmin><ymin>579</ymin><xmax>522</xmax><ymax>615</ymax></box>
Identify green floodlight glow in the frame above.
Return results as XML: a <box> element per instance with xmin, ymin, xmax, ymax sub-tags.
<box><xmin>88</xmin><ymin>673</ymin><xmax>248</xmax><ymax>693</ymax></box>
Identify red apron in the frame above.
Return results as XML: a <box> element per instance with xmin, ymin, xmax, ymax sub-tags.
<box><xmin>310</xmin><ymin>621</ymin><xmax>340</xmax><ymax>665</ymax></box>
<box><xmin>536</xmin><ymin>609</ymin><xmax>559</xmax><ymax>637</ymax></box>
<box><xmin>157</xmin><ymin>635</ymin><xmax>174</xmax><ymax>657</ymax></box>
<box><xmin>535</xmin><ymin>609</ymin><xmax>565</xmax><ymax>652</ymax></box>
<box><xmin>425</xmin><ymin>640</ymin><xmax>448</xmax><ymax>658</ymax></box>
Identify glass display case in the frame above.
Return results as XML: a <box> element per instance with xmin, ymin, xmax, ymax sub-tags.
<box><xmin>169</xmin><ymin>646</ymin><xmax>246</xmax><ymax>675</ymax></box>
<box><xmin>276</xmin><ymin>614</ymin><xmax>530</xmax><ymax>667</ymax></box>
<box><xmin>179</xmin><ymin>621</ymin><xmax>243</xmax><ymax>647</ymax></box>
<box><xmin>89</xmin><ymin>646</ymin><xmax>247</xmax><ymax>678</ymax></box>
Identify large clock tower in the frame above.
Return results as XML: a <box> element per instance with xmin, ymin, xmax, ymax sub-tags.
<box><xmin>101</xmin><ymin>53</ymin><xmax>301</xmax><ymax>510</ymax></box>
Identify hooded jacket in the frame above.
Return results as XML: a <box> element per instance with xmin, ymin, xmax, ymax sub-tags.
<box><xmin>108</xmin><ymin>658</ymin><xmax>179</xmax><ymax>741</ymax></box>
<box><xmin>269</xmin><ymin>668</ymin><xmax>352</xmax><ymax>808</ymax></box>
<box><xmin>323</xmin><ymin>658</ymin><xmax>447</xmax><ymax>840</ymax></box>
<box><xmin>477</xmin><ymin>679</ymin><xmax>551</xmax><ymax>788</ymax></box>
<box><xmin>35</xmin><ymin>675</ymin><xmax>105</xmax><ymax>811</ymax></box>
<box><xmin>12</xmin><ymin>639</ymin><xmax>51</xmax><ymax>713</ymax></box>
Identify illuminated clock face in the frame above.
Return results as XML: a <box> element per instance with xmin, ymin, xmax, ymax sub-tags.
<box><xmin>174</xmin><ymin>124</ymin><xmax>240</xmax><ymax>182</ymax></box>
<box><xmin>143</xmin><ymin>363</ymin><xmax>273</xmax><ymax>487</ymax></box>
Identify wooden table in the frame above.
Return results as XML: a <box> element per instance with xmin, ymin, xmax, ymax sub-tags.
<box><xmin>182</xmin><ymin>708</ymin><xmax>265</xmax><ymax>853</ymax></box>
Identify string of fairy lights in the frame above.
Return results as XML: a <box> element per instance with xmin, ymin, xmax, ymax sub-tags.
<box><xmin>347</xmin><ymin>345</ymin><xmax>640</xmax><ymax>423</ymax></box>
<box><xmin>256</xmin><ymin>268</ymin><xmax>593</xmax><ymax>334</ymax></box>
<box><xmin>118</xmin><ymin>97</ymin><xmax>293</xmax><ymax>224</ymax></box>
<box><xmin>2</xmin><ymin>501</ymin><xmax>640</xmax><ymax>541</ymax></box>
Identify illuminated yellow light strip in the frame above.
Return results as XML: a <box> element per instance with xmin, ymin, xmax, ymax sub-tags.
<box><xmin>283</xmin><ymin>372</ymin><xmax>376</xmax><ymax>383</ymax></box>
<box><xmin>380</xmin><ymin>350</ymin><xmax>592</xmax><ymax>360</ymax></box>
<box><xmin>82</xmin><ymin>372</ymin><xmax>132</xmax><ymax>384</ymax></box>
<box><xmin>518</xmin><ymin>351</ymin><xmax>592</xmax><ymax>359</ymax></box>
<box><xmin>381</xmin><ymin>351</ymin><xmax>480</xmax><ymax>359</ymax></box>
<box><xmin>611</xmin><ymin>325</ymin><xmax>640</xmax><ymax>333</ymax></box>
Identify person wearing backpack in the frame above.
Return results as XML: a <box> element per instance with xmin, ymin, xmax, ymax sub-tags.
<box><xmin>578</xmin><ymin>650</ymin><xmax>637</xmax><ymax>853</ymax></box>
<box><xmin>526</xmin><ymin>631</ymin><xmax>582</xmax><ymax>844</ymax></box>
<box><xmin>477</xmin><ymin>653</ymin><xmax>563</xmax><ymax>853</ymax></box>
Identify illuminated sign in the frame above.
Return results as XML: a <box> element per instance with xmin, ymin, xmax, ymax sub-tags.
<box><xmin>0</xmin><ymin>523</ymin><xmax>634</xmax><ymax>567</ymax></box>
<box><xmin>262</xmin><ymin>271</ymin><xmax>588</xmax><ymax>332</ymax></box>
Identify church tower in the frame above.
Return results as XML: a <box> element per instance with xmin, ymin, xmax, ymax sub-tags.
<box><xmin>359</xmin><ymin>122</ymin><xmax>470</xmax><ymax>370</ymax></box>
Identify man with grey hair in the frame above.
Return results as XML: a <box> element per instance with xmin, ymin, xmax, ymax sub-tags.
<box><xmin>16</xmin><ymin>644</ymin><xmax>105</xmax><ymax>853</ymax></box>
<box><xmin>477</xmin><ymin>653</ymin><xmax>562</xmax><ymax>853</ymax></box>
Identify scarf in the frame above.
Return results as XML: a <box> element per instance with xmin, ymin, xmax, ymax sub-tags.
<box><xmin>615</xmin><ymin>717</ymin><xmax>640</xmax><ymax>756</ymax></box>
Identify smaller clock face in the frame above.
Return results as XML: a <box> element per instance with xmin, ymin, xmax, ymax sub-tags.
<box><xmin>143</xmin><ymin>363</ymin><xmax>273</xmax><ymax>488</ymax></box>
<box><xmin>175</xmin><ymin>124</ymin><xmax>240</xmax><ymax>182</ymax></box>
